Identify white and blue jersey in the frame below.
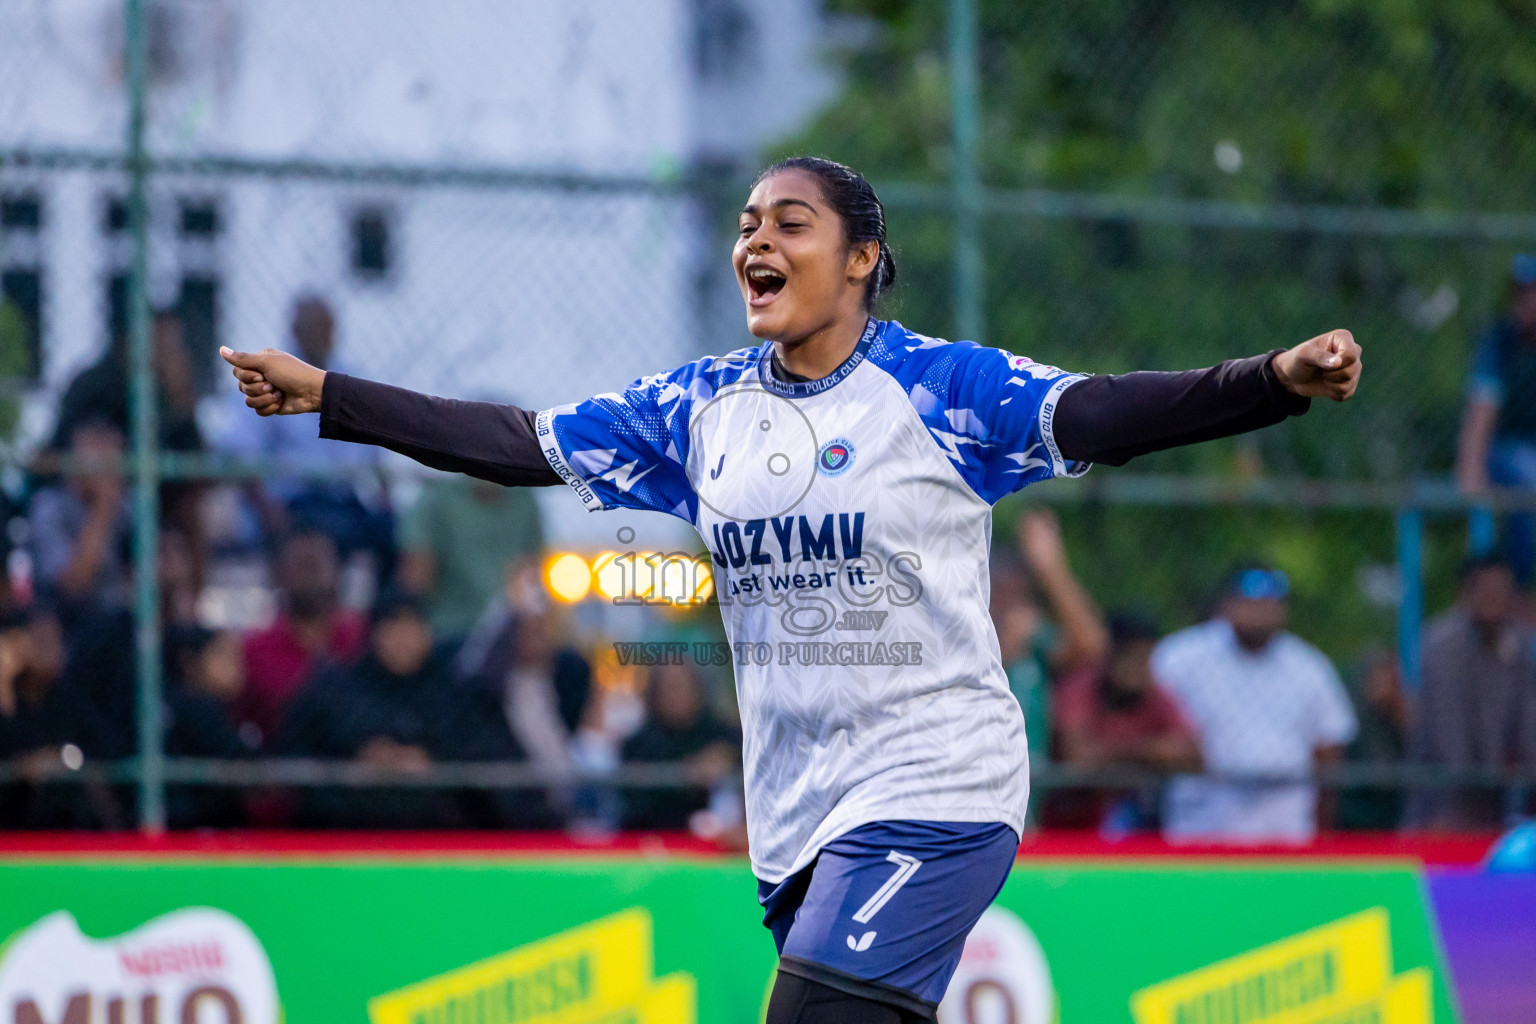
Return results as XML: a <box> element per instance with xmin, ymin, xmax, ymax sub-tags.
<box><xmin>536</xmin><ymin>318</ymin><xmax>1088</xmax><ymax>882</ymax></box>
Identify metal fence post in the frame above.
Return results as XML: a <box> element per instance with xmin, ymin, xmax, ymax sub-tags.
<box><xmin>125</xmin><ymin>0</ymin><xmax>165</xmax><ymax>833</ymax></box>
<box><xmin>946</xmin><ymin>0</ymin><xmax>985</xmax><ymax>344</ymax></box>
<box><xmin>1396</xmin><ymin>505</ymin><xmax>1424</xmax><ymax>692</ymax></box>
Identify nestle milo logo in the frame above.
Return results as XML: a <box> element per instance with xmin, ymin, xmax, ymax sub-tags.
<box><xmin>0</xmin><ymin>908</ymin><xmax>280</xmax><ymax>1024</ymax></box>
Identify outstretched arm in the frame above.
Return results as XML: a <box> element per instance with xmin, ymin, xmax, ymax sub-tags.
<box><xmin>220</xmin><ymin>347</ymin><xmax>559</xmax><ymax>487</ymax></box>
<box><xmin>1016</xmin><ymin>510</ymin><xmax>1108</xmax><ymax>671</ymax></box>
<box><xmin>1053</xmin><ymin>330</ymin><xmax>1361</xmax><ymax>466</ymax></box>
<box><xmin>1455</xmin><ymin>397</ymin><xmax>1497</xmax><ymax>495</ymax></box>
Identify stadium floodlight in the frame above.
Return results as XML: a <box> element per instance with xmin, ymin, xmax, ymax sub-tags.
<box><xmin>542</xmin><ymin>552</ymin><xmax>593</xmax><ymax>604</ymax></box>
<box><xmin>592</xmin><ymin>550</ymin><xmax>639</xmax><ymax>603</ymax></box>
<box><xmin>576</xmin><ymin>550</ymin><xmax>717</xmax><ymax>606</ymax></box>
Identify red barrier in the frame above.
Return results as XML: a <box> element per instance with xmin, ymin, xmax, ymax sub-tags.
<box><xmin>0</xmin><ymin>830</ymin><xmax>1497</xmax><ymax>865</ymax></box>
<box><xmin>1013</xmin><ymin>830</ymin><xmax>1497</xmax><ymax>865</ymax></box>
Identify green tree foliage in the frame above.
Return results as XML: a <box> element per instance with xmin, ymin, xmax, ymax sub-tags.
<box><xmin>805</xmin><ymin>0</ymin><xmax>1536</xmax><ymax>201</ymax></box>
<box><xmin>786</xmin><ymin>0</ymin><xmax>1536</xmax><ymax>476</ymax></box>
<box><xmin>778</xmin><ymin>0</ymin><xmax>1536</xmax><ymax>655</ymax></box>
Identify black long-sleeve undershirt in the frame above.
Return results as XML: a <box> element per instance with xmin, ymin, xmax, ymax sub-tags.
<box><xmin>1052</xmin><ymin>348</ymin><xmax>1308</xmax><ymax>466</ymax></box>
<box><xmin>318</xmin><ymin>372</ymin><xmax>562</xmax><ymax>486</ymax></box>
<box><xmin>316</xmin><ymin>349</ymin><xmax>1308</xmax><ymax>487</ymax></box>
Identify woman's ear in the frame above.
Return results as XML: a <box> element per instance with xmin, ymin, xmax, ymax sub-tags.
<box><xmin>846</xmin><ymin>239</ymin><xmax>880</xmax><ymax>285</ymax></box>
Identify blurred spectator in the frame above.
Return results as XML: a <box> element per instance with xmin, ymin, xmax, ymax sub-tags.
<box><xmin>0</xmin><ymin>606</ymin><xmax>125</xmax><ymax>829</ymax></box>
<box><xmin>621</xmin><ymin>661</ymin><xmax>739</xmax><ymax>830</ymax></box>
<box><xmin>452</xmin><ymin>565</ymin><xmax>592</xmax><ymax>827</ymax></box>
<box><xmin>398</xmin><ymin>474</ymin><xmax>544</xmax><ymax>647</ymax></box>
<box><xmin>164</xmin><ymin>625</ymin><xmax>254</xmax><ymax>829</ymax></box>
<box><xmin>1050</xmin><ymin>612</ymin><xmax>1201</xmax><ymax>831</ymax></box>
<box><xmin>1154</xmin><ymin>566</ymin><xmax>1357</xmax><ymax>844</ymax></box>
<box><xmin>1338</xmin><ymin>650</ymin><xmax>1410</xmax><ymax>831</ymax></box>
<box><xmin>56</xmin><ymin>527</ymin><xmax>206</xmax><ymax>755</ymax></box>
<box><xmin>1407</xmin><ymin>557</ymin><xmax>1536</xmax><ymax>831</ymax></box>
<box><xmin>50</xmin><ymin>311</ymin><xmax>208</xmax><ymax>590</ymax></box>
<box><xmin>0</xmin><ymin>492</ymin><xmax>21</xmax><ymax>612</ymax></box>
<box><xmin>276</xmin><ymin>590</ymin><xmax>454</xmax><ymax>828</ymax></box>
<box><xmin>1457</xmin><ymin>254</ymin><xmax>1536</xmax><ymax>582</ymax></box>
<box><xmin>51</xmin><ymin>310</ymin><xmax>203</xmax><ymax>459</ymax></box>
<box><xmin>158</xmin><ymin>527</ymin><xmax>203</xmax><ymax>629</ymax></box>
<box><xmin>216</xmin><ymin>296</ymin><xmax>393</xmax><ymax>568</ymax></box>
<box><xmin>990</xmin><ymin>510</ymin><xmax>1109</xmax><ymax>765</ymax></box>
<box><xmin>276</xmin><ymin>589</ymin><xmax>523</xmax><ymax>829</ymax></box>
<box><xmin>29</xmin><ymin>418</ymin><xmax>132</xmax><ymax>617</ymax></box>
<box><xmin>237</xmin><ymin>531</ymin><xmax>366</xmax><ymax>748</ymax></box>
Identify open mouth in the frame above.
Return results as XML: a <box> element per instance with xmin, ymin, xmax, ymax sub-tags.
<box><xmin>746</xmin><ymin>265</ymin><xmax>787</xmax><ymax>304</ymax></box>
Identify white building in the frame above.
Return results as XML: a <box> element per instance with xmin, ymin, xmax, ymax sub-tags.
<box><xmin>0</xmin><ymin>0</ymin><xmax>835</xmax><ymax>548</ymax></box>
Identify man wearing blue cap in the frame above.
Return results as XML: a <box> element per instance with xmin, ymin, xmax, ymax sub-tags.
<box><xmin>1457</xmin><ymin>254</ymin><xmax>1536</xmax><ymax>582</ymax></box>
<box><xmin>1150</xmin><ymin>566</ymin><xmax>1357</xmax><ymax>844</ymax></box>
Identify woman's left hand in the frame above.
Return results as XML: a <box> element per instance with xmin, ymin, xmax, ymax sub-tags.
<box><xmin>1272</xmin><ymin>329</ymin><xmax>1362</xmax><ymax>402</ymax></box>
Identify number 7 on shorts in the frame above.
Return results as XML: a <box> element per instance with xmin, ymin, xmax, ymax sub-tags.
<box><xmin>845</xmin><ymin>851</ymin><xmax>922</xmax><ymax>951</ymax></box>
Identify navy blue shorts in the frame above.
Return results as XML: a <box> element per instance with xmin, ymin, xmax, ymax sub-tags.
<box><xmin>757</xmin><ymin>820</ymin><xmax>1019</xmax><ymax>1018</ymax></box>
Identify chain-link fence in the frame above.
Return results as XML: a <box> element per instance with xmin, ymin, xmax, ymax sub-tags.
<box><xmin>2</xmin><ymin>0</ymin><xmax>1535</xmax><ymax>837</ymax></box>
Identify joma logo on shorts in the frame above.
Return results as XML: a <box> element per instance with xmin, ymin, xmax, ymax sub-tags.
<box><xmin>837</xmin><ymin>610</ymin><xmax>888</xmax><ymax>631</ymax></box>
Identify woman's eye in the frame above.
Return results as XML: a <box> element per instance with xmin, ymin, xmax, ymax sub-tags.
<box><xmin>780</xmin><ymin>222</ymin><xmax>805</xmax><ymax>231</ymax></box>
<box><xmin>739</xmin><ymin>224</ymin><xmax>757</xmax><ymax>237</ymax></box>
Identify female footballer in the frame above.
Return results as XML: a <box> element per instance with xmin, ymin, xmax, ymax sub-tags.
<box><xmin>222</xmin><ymin>157</ymin><xmax>1360</xmax><ymax>1024</ymax></box>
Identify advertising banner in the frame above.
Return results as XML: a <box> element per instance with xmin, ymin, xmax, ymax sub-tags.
<box><xmin>0</xmin><ymin>856</ymin><xmax>1457</xmax><ymax>1023</ymax></box>
<box><xmin>1426</xmin><ymin>870</ymin><xmax>1536</xmax><ymax>1024</ymax></box>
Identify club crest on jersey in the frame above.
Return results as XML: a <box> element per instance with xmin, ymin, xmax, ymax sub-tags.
<box><xmin>817</xmin><ymin>438</ymin><xmax>856</xmax><ymax>476</ymax></box>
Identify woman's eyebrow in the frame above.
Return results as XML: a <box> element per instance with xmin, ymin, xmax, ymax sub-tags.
<box><xmin>740</xmin><ymin>198</ymin><xmax>821</xmax><ymax>217</ymax></box>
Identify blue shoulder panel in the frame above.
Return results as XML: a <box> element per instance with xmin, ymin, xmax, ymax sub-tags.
<box><xmin>865</xmin><ymin>320</ymin><xmax>1089</xmax><ymax>504</ymax></box>
<box><xmin>536</xmin><ymin>347</ymin><xmax>761</xmax><ymax>521</ymax></box>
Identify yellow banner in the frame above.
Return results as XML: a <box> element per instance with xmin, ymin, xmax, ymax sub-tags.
<box><xmin>368</xmin><ymin>908</ymin><xmax>695</xmax><ymax>1024</ymax></box>
<box><xmin>640</xmin><ymin>974</ymin><xmax>697</xmax><ymax>1024</ymax></box>
<box><xmin>1130</xmin><ymin>909</ymin><xmax>1431</xmax><ymax>1024</ymax></box>
<box><xmin>1384</xmin><ymin>969</ymin><xmax>1432</xmax><ymax>1024</ymax></box>
<box><xmin>1300</xmin><ymin>968</ymin><xmax>1434</xmax><ymax>1024</ymax></box>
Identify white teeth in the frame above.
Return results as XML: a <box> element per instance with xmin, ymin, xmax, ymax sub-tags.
<box><xmin>748</xmin><ymin>267</ymin><xmax>784</xmax><ymax>282</ymax></box>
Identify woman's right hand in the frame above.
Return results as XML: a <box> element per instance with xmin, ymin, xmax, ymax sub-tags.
<box><xmin>220</xmin><ymin>346</ymin><xmax>326</xmax><ymax>416</ymax></box>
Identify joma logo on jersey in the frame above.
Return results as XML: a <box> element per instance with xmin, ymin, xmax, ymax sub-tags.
<box><xmin>837</xmin><ymin>610</ymin><xmax>888</xmax><ymax>631</ymax></box>
<box><xmin>817</xmin><ymin>438</ymin><xmax>856</xmax><ymax>476</ymax></box>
